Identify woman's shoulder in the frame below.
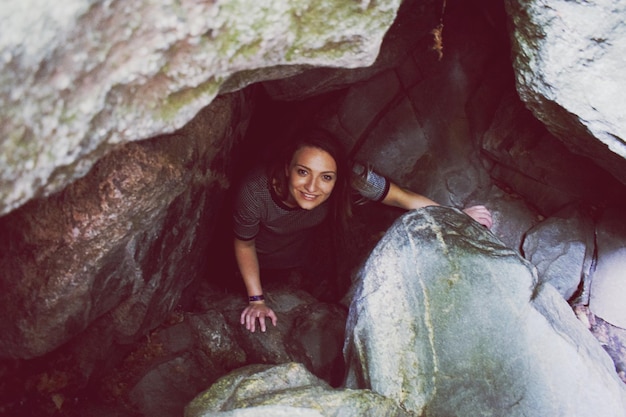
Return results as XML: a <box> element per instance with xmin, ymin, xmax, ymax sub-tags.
<box><xmin>235</xmin><ymin>166</ymin><xmax>273</xmax><ymax>206</ymax></box>
<box><xmin>238</xmin><ymin>166</ymin><xmax>269</xmax><ymax>189</ymax></box>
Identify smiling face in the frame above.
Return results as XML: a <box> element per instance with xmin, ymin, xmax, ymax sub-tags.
<box><xmin>283</xmin><ymin>146</ymin><xmax>338</xmax><ymax>210</ymax></box>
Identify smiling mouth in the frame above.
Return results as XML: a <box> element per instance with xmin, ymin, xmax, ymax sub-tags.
<box><xmin>300</xmin><ymin>192</ymin><xmax>318</xmax><ymax>200</ymax></box>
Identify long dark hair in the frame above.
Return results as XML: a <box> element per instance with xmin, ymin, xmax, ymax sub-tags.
<box><xmin>268</xmin><ymin>128</ymin><xmax>352</xmax><ymax>229</ymax></box>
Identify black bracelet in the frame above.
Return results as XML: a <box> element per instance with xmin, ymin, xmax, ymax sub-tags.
<box><xmin>248</xmin><ymin>294</ymin><xmax>264</xmax><ymax>302</ymax></box>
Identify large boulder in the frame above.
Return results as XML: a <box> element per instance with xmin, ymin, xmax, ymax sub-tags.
<box><xmin>344</xmin><ymin>206</ymin><xmax>626</xmax><ymax>416</ymax></box>
<box><xmin>0</xmin><ymin>0</ymin><xmax>403</xmax><ymax>215</ymax></box>
<box><xmin>0</xmin><ymin>91</ymin><xmax>252</xmax><ymax>359</ymax></box>
<box><xmin>505</xmin><ymin>0</ymin><xmax>626</xmax><ymax>184</ymax></box>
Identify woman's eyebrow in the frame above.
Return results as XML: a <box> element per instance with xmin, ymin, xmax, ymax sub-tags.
<box><xmin>295</xmin><ymin>164</ymin><xmax>336</xmax><ymax>175</ymax></box>
<box><xmin>296</xmin><ymin>164</ymin><xmax>337</xmax><ymax>174</ymax></box>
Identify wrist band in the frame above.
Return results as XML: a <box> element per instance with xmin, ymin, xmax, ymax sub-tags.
<box><xmin>248</xmin><ymin>294</ymin><xmax>264</xmax><ymax>302</ymax></box>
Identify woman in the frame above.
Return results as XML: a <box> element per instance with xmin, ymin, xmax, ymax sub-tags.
<box><xmin>233</xmin><ymin>129</ymin><xmax>492</xmax><ymax>332</ymax></box>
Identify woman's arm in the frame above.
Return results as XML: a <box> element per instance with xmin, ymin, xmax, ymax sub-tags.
<box><xmin>381</xmin><ymin>182</ymin><xmax>439</xmax><ymax>210</ymax></box>
<box><xmin>234</xmin><ymin>237</ymin><xmax>277</xmax><ymax>332</ymax></box>
<box><xmin>381</xmin><ymin>182</ymin><xmax>493</xmax><ymax>228</ymax></box>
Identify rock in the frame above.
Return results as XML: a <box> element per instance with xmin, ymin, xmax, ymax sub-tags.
<box><xmin>344</xmin><ymin>206</ymin><xmax>626</xmax><ymax>416</ymax></box>
<box><xmin>94</xmin><ymin>287</ymin><xmax>348</xmax><ymax>417</ymax></box>
<box><xmin>120</xmin><ymin>312</ymin><xmax>246</xmax><ymax>417</ymax></box>
<box><xmin>522</xmin><ymin>205</ymin><xmax>595</xmax><ymax>301</ymax></box>
<box><xmin>261</xmin><ymin>0</ymin><xmax>442</xmax><ymax>102</ymax></box>
<box><xmin>575</xmin><ymin>306</ymin><xmax>626</xmax><ymax>384</ymax></box>
<box><xmin>505</xmin><ymin>0</ymin><xmax>626</xmax><ymax>185</ymax></box>
<box><xmin>481</xmin><ymin>90</ymin><xmax>626</xmax><ymax>215</ymax></box>
<box><xmin>185</xmin><ymin>362</ymin><xmax>415</xmax><ymax>417</ymax></box>
<box><xmin>0</xmin><ymin>0</ymin><xmax>403</xmax><ymax>215</ymax></box>
<box><xmin>0</xmin><ymin>91</ymin><xmax>252</xmax><ymax>359</ymax></box>
<box><xmin>481</xmin><ymin>185</ymin><xmax>541</xmax><ymax>253</ymax></box>
<box><xmin>279</xmin><ymin>0</ymin><xmax>505</xmax><ymax>214</ymax></box>
<box><xmin>589</xmin><ymin>207</ymin><xmax>626</xmax><ymax>329</ymax></box>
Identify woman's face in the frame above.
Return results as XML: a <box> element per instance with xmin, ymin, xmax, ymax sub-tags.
<box><xmin>284</xmin><ymin>146</ymin><xmax>337</xmax><ymax>210</ymax></box>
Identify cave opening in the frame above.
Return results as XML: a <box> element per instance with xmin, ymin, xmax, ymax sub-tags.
<box><xmin>198</xmin><ymin>0</ymin><xmax>513</xmax><ymax>305</ymax></box>
<box><xmin>2</xmin><ymin>0</ymin><xmax>626</xmax><ymax>416</ymax></box>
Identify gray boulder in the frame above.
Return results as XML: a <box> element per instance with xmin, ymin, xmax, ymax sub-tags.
<box><xmin>590</xmin><ymin>207</ymin><xmax>626</xmax><ymax>329</ymax></box>
<box><xmin>344</xmin><ymin>206</ymin><xmax>626</xmax><ymax>416</ymax></box>
<box><xmin>522</xmin><ymin>205</ymin><xmax>595</xmax><ymax>301</ymax></box>
<box><xmin>505</xmin><ymin>0</ymin><xmax>626</xmax><ymax>184</ymax></box>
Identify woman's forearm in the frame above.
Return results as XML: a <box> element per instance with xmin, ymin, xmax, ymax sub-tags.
<box><xmin>381</xmin><ymin>182</ymin><xmax>439</xmax><ymax>210</ymax></box>
<box><xmin>382</xmin><ymin>182</ymin><xmax>493</xmax><ymax>228</ymax></box>
<box><xmin>233</xmin><ymin>237</ymin><xmax>263</xmax><ymax>298</ymax></box>
<box><xmin>234</xmin><ymin>237</ymin><xmax>277</xmax><ymax>332</ymax></box>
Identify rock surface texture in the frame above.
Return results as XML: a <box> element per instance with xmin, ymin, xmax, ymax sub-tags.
<box><xmin>0</xmin><ymin>91</ymin><xmax>252</xmax><ymax>358</ymax></box>
<box><xmin>92</xmin><ymin>288</ymin><xmax>348</xmax><ymax>417</ymax></box>
<box><xmin>589</xmin><ymin>207</ymin><xmax>626</xmax><ymax>329</ymax></box>
<box><xmin>505</xmin><ymin>0</ymin><xmax>626</xmax><ymax>184</ymax></box>
<box><xmin>0</xmin><ymin>0</ymin><xmax>402</xmax><ymax>215</ymax></box>
<box><xmin>344</xmin><ymin>207</ymin><xmax>626</xmax><ymax>416</ymax></box>
<box><xmin>185</xmin><ymin>362</ymin><xmax>414</xmax><ymax>417</ymax></box>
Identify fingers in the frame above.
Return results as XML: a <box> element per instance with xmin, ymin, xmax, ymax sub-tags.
<box><xmin>267</xmin><ymin>310</ymin><xmax>278</xmax><ymax>327</ymax></box>
<box><xmin>240</xmin><ymin>305</ymin><xmax>277</xmax><ymax>333</ymax></box>
<box><xmin>247</xmin><ymin>311</ymin><xmax>257</xmax><ymax>333</ymax></box>
<box><xmin>463</xmin><ymin>205</ymin><xmax>493</xmax><ymax>229</ymax></box>
<box><xmin>475</xmin><ymin>210</ymin><xmax>493</xmax><ymax>229</ymax></box>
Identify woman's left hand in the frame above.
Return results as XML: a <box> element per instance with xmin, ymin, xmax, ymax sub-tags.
<box><xmin>463</xmin><ymin>205</ymin><xmax>493</xmax><ymax>229</ymax></box>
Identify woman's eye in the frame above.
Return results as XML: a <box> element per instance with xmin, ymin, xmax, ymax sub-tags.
<box><xmin>323</xmin><ymin>175</ymin><xmax>335</xmax><ymax>182</ymax></box>
<box><xmin>297</xmin><ymin>169</ymin><xmax>308</xmax><ymax>176</ymax></box>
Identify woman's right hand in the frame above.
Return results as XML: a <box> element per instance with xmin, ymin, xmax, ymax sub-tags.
<box><xmin>240</xmin><ymin>302</ymin><xmax>278</xmax><ymax>333</ymax></box>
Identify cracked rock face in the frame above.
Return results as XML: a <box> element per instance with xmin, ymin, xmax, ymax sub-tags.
<box><xmin>0</xmin><ymin>0</ymin><xmax>402</xmax><ymax>216</ymax></box>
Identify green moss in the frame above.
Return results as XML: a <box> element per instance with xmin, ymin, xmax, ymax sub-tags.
<box><xmin>212</xmin><ymin>4</ymin><xmax>274</xmax><ymax>61</ymax></box>
<box><xmin>2</xmin><ymin>125</ymin><xmax>39</xmax><ymax>166</ymax></box>
<box><xmin>159</xmin><ymin>78</ymin><xmax>221</xmax><ymax>121</ymax></box>
<box><xmin>232</xmin><ymin>38</ymin><xmax>263</xmax><ymax>61</ymax></box>
<box><xmin>285</xmin><ymin>1</ymin><xmax>396</xmax><ymax>62</ymax></box>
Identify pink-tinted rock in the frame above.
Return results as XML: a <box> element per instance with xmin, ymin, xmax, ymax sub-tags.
<box><xmin>0</xmin><ymin>91</ymin><xmax>252</xmax><ymax>359</ymax></box>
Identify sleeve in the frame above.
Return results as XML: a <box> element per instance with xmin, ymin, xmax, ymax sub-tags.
<box><xmin>350</xmin><ymin>162</ymin><xmax>390</xmax><ymax>202</ymax></box>
<box><xmin>232</xmin><ymin>178</ymin><xmax>261</xmax><ymax>241</ymax></box>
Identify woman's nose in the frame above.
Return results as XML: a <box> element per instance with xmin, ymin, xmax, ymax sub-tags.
<box><xmin>304</xmin><ymin>177</ymin><xmax>317</xmax><ymax>192</ymax></box>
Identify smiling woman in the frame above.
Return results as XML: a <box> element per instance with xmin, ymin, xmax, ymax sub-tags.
<box><xmin>283</xmin><ymin>146</ymin><xmax>338</xmax><ymax>210</ymax></box>
<box><xmin>232</xmin><ymin>128</ymin><xmax>492</xmax><ymax>333</ymax></box>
